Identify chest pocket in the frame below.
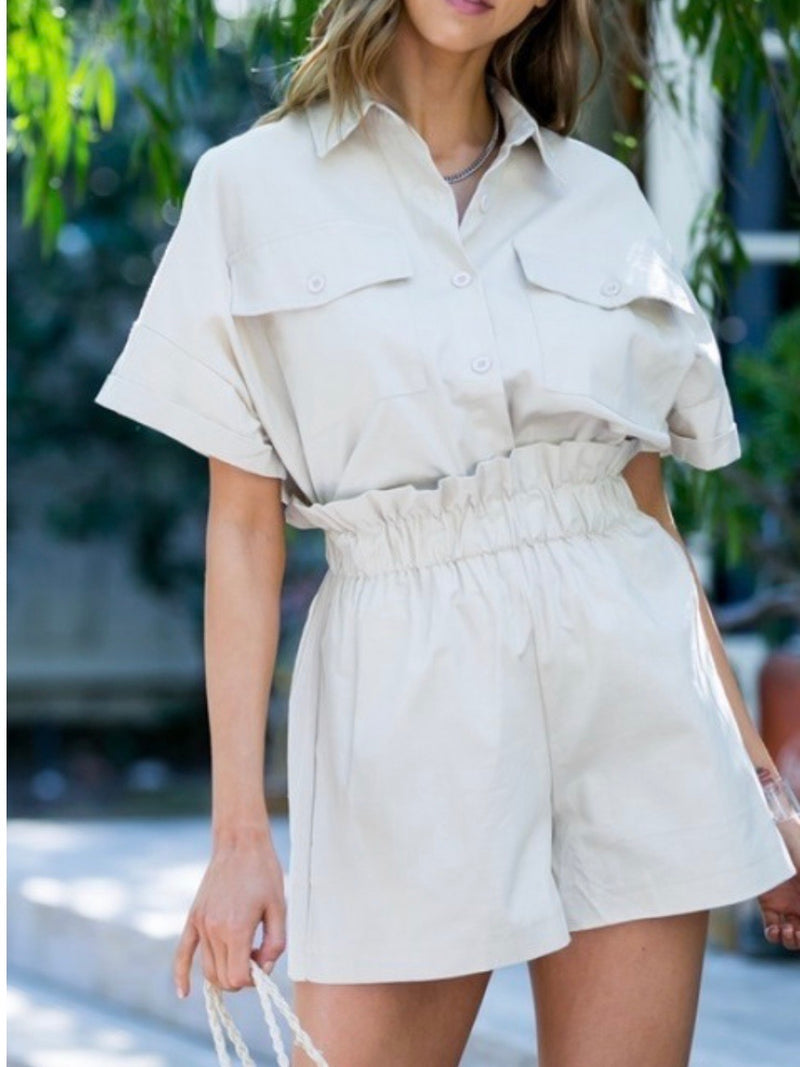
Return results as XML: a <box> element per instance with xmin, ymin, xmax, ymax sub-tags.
<box><xmin>512</xmin><ymin>231</ymin><xmax>698</xmax><ymax>427</ymax></box>
<box><xmin>229</xmin><ymin>220</ymin><xmax>428</xmax><ymax>440</ymax></box>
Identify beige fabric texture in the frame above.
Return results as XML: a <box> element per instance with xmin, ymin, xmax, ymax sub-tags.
<box><xmin>95</xmin><ymin>75</ymin><xmax>795</xmax><ymax>984</ymax></box>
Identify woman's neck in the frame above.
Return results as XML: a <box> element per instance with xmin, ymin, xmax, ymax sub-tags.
<box><xmin>373</xmin><ymin>14</ymin><xmax>496</xmax><ymax>174</ymax></box>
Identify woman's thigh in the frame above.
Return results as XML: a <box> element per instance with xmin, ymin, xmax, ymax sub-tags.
<box><xmin>291</xmin><ymin>969</ymin><xmax>493</xmax><ymax>1067</ymax></box>
<box><xmin>528</xmin><ymin>911</ymin><xmax>710</xmax><ymax>1067</ymax></box>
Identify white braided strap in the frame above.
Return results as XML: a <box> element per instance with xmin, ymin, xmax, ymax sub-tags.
<box><xmin>203</xmin><ymin>976</ymin><xmax>257</xmax><ymax>1067</ymax></box>
<box><xmin>204</xmin><ymin>959</ymin><xmax>331</xmax><ymax>1067</ymax></box>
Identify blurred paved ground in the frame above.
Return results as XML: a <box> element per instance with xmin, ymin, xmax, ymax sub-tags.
<box><xmin>8</xmin><ymin>816</ymin><xmax>799</xmax><ymax>1066</ymax></box>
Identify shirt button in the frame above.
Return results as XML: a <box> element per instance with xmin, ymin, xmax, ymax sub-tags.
<box><xmin>479</xmin><ymin>193</ymin><xmax>490</xmax><ymax>212</ymax></box>
<box><xmin>307</xmin><ymin>273</ymin><xmax>326</xmax><ymax>293</ymax></box>
<box><xmin>471</xmin><ymin>355</ymin><xmax>492</xmax><ymax>373</ymax></box>
<box><xmin>600</xmin><ymin>278</ymin><xmax>622</xmax><ymax>297</ymax></box>
<box><xmin>452</xmin><ymin>271</ymin><xmax>473</xmax><ymax>287</ymax></box>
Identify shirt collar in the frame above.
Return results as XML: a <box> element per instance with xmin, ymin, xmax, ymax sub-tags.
<box><xmin>306</xmin><ymin>73</ymin><xmax>565</xmax><ymax>186</ymax></box>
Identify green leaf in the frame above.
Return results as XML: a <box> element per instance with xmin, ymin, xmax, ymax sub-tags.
<box><xmin>95</xmin><ymin>63</ymin><xmax>116</xmax><ymax>130</ymax></box>
<box><xmin>21</xmin><ymin>149</ymin><xmax>50</xmax><ymax>228</ymax></box>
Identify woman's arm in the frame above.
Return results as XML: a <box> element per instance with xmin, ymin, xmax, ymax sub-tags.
<box><xmin>205</xmin><ymin>457</ymin><xmax>287</xmax><ymax>842</ymax></box>
<box><xmin>173</xmin><ymin>457</ymin><xmax>288</xmax><ymax>998</ymax></box>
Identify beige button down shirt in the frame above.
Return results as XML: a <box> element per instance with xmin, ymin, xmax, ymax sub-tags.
<box><xmin>94</xmin><ymin>74</ymin><xmax>741</xmax><ymax>525</ymax></box>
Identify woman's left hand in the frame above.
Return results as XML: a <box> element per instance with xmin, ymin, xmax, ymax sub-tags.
<box><xmin>757</xmin><ymin>816</ymin><xmax>800</xmax><ymax>951</ymax></box>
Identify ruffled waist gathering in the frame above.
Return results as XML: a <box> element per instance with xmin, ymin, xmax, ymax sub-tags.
<box><xmin>284</xmin><ymin>439</ymin><xmax>642</xmax><ymax>576</ymax></box>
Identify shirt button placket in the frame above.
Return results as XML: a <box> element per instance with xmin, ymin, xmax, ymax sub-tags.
<box><xmin>448</xmin><ymin>267</ymin><xmax>499</xmax><ymax>381</ymax></box>
<box><xmin>443</xmin><ymin>252</ymin><xmax>512</xmax><ymax>451</ymax></box>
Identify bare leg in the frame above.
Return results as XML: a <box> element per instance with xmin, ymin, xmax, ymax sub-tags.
<box><xmin>290</xmin><ymin>969</ymin><xmax>492</xmax><ymax>1067</ymax></box>
<box><xmin>529</xmin><ymin>911</ymin><xmax>710</xmax><ymax>1067</ymax></box>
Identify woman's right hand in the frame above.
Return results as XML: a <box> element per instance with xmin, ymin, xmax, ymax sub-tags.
<box><xmin>172</xmin><ymin>822</ymin><xmax>287</xmax><ymax>998</ymax></box>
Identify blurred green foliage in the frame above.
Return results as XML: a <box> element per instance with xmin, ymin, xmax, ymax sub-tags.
<box><xmin>7</xmin><ymin>3</ymin><xmax>333</xmax><ymax>668</ymax></box>
<box><xmin>670</xmin><ymin>0</ymin><xmax>799</xmax><ymax>188</ymax></box>
<box><xmin>7</xmin><ymin>0</ymin><xmax>321</xmax><ymax>257</ymax></box>
<box><xmin>709</xmin><ymin>309</ymin><xmax>800</xmax><ymax>634</ymax></box>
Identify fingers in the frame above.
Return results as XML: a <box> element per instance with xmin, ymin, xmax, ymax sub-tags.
<box><xmin>252</xmin><ymin>899</ymin><xmax>288</xmax><ymax>976</ymax></box>
<box><xmin>218</xmin><ymin>925</ymin><xmax>259</xmax><ymax>990</ymax></box>
<box><xmin>201</xmin><ymin>913</ymin><xmax>240</xmax><ymax>990</ymax></box>
<box><xmin>173</xmin><ymin>918</ymin><xmax>199</xmax><ymax>999</ymax></box>
<box><xmin>761</xmin><ymin>907</ymin><xmax>800</xmax><ymax>951</ymax></box>
<box><xmin>199</xmin><ymin>911</ymin><xmax>273</xmax><ymax>991</ymax></box>
<box><xmin>174</xmin><ymin>879</ymin><xmax>288</xmax><ymax>996</ymax></box>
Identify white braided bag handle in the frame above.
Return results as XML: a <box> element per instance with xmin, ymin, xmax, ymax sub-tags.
<box><xmin>204</xmin><ymin>959</ymin><xmax>331</xmax><ymax>1067</ymax></box>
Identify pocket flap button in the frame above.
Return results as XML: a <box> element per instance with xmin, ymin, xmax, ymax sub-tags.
<box><xmin>600</xmin><ymin>278</ymin><xmax>622</xmax><ymax>297</ymax></box>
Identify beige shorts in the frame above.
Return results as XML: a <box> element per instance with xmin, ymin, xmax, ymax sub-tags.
<box><xmin>284</xmin><ymin>440</ymin><xmax>795</xmax><ymax>983</ymax></box>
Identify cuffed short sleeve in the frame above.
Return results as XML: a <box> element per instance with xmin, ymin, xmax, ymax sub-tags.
<box><xmin>665</xmin><ymin>267</ymin><xmax>742</xmax><ymax>471</ymax></box>
<box><xmin>94</xmin><ymin>148</ymin><xmax>288</xmax><ymax>481</ymax></box>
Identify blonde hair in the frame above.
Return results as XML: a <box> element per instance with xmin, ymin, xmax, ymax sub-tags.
<box><xmin>251</xmin><ymin>0</ymin><xmax>603</xmax><ymax>136</ymax></box>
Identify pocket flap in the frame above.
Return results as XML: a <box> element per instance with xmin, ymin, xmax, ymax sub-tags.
<box><xmin>512</xmin><ymin>231</ymin><xmax>694</xmax><ymax>314</ymax></box>
<box><xmin>229</xmin><ymin>220</ymin><xmax>414</xmax><ymax>315</ymax></box>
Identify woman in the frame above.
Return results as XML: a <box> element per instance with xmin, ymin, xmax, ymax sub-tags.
<box><xmin>94</xmin><ymin>0</ymin><xmax>800</xmax><ymax>1064</ymax></box>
